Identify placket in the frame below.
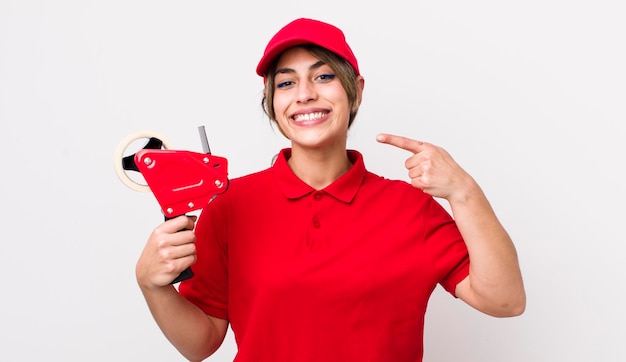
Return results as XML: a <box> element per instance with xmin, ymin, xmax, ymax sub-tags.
<box><xmin>307</xmin><ymin>190</ymin><xmax>329</xmax><ymax>251</ymax></box>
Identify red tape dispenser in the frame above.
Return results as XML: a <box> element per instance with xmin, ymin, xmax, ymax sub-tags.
<box><xmin>114</xmin><ymin>126</ymin><xmax>229</xmax><ymax>283</ymax></box>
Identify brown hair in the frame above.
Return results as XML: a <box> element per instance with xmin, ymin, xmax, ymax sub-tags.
<box><xmin>261</xmin><ymin>45</ymin><xmax>361</xmax><ymax>131</ymax></box>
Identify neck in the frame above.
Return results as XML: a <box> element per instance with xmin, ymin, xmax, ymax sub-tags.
<box><xmin>287</xmin><ymin>146</ymin><xmax>352</xmax><ymax>190</ymax></box>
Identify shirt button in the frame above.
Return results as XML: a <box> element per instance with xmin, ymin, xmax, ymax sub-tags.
<box><xmin>313</xmin><ymin>192</ymin><xmax>323</xmax><ymax>201</ymax></box>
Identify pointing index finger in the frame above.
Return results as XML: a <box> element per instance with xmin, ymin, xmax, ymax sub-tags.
<box><xmin>376</xmin><ymin>133</ymin><xmax>424</xmax><ymax>153</ymax></box>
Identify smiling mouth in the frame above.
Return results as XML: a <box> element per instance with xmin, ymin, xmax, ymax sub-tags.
<box><xmin>292</xmin><ymin>112</ymin><xmax>328</xmax><ymax>122</ymax></box>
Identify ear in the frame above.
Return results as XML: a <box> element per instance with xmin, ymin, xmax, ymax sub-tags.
<box><xmin>353</xmin><ymin>76</ymin><xmax>365</xmax><ymax>111</ymax></box>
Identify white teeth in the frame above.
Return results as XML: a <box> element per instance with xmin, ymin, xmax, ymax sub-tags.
<box><xmin>293</xmin><ymin>112</ymin><xmax>325</xmax><ymax>122</ymax></box>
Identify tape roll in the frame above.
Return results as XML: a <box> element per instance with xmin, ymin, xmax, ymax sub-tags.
<box><xmin>114</xmin><ymin>130</ymin><xmax>173</xmax><ymax>192</ymax></box>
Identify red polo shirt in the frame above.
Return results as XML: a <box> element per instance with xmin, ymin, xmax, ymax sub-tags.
<box><xmin>179</xmin><ymin>148</ymin><xmax>469</xmax><ymax>362</ymax></box>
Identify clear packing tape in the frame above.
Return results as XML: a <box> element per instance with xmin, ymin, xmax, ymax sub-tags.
<box><xmin>113</xmin><ymin>130</ymin><xmax>173</xmax><ymax>192</ymax></box>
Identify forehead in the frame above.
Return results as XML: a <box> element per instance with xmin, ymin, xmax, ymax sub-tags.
<box><xmin>275</xmin><ymin>46</ymin><xmax>327</xmax><ymax>70</ymax></box>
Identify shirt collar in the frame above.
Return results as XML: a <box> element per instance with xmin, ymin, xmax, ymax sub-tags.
<box><xmin>273</xmin><ymin>148</ymin><xmax>366</xmax><ymax>203</ymax></box>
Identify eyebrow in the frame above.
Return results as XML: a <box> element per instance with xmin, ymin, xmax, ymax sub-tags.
<box><xmin>274</xmin><ymin>60</ymin><xmax>326</xmax><ymax>77</ymax></box>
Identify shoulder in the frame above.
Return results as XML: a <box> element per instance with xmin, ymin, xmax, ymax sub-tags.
<box><xmin>208</xmin><ymin>166</ymin><xmax>277</xmax><ymax>206</ymax></box>
<box><xmin>350</xmin><ymin>171</ymin><xmax>434</xmax><ymax>216</ymax></box>
<box><xmin>363</xmin><ymin>170</ymin><xmax>423</xmax><ymax>196</ymax></box>
<box><xmin>229</xmin><ymin>166</ymin><xmax>274</xmax><ymax>188</ymax></box>
<box><xmin>199</xmin><ymin>166</ymin><xmax>275</xmax><ymax>220</ymax></box>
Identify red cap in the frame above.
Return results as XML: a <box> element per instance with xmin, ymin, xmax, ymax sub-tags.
<box><xmin>256</xmin><ymin>18</ymin><xmax>360</xmax><ymax>77</ymax></box>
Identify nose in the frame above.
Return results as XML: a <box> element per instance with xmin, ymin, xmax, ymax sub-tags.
<box><xmin>296</xmin><ymin>80</ymin><xmax>317</xmax><ymax>103</ymax></box>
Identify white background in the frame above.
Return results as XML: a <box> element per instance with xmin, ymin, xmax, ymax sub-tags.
<box><xmin>1</xmin><ymin>1</ymin><xmax>625</xmax><ymax>361</ymax></box>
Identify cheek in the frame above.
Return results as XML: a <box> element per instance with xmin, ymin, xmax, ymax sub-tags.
<box><xmin>272</xmin><ymin>94</ymin><xmax>290</xmax><ymax>119</ymax></box>
<box><xmin>325</xmin><ymin>87</ymin><xmax>351</xmax><ymax>110</ymax></box>
<box><xmin>271</xmin><ymin>96</ymin><xmax>292</xmax><ymax>133</ymax></box>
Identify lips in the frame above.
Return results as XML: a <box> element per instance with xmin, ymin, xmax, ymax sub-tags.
<box><xmin>293</xmin><ymin>111</ymin><xmax>328</xmax><ymax>122</ymax></box>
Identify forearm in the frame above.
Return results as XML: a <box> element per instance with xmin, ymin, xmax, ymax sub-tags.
<box><xmin>449</xmin><ymin>181</ymin><xmax>526</xmax><ymax>317</ymax></box>
<box><xmin>140</xmin><ymin>285</ymin><xmax>226</xmax><ymax>361</ymax></box>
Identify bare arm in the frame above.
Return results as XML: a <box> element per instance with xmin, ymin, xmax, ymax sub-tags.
<box><xmin>446</xmin><ymin>180</ymin><xmax>525</xmax><ymax>317</ymax></box>
<box><xmin>376</xmin><ymin>133</ymin><xmax>526</xmax><ymax>317</ymax></box>
<box><xmin>136</xmin><ymin>216</ymin><xmax>229</xmax><ymax>360</ymax></box>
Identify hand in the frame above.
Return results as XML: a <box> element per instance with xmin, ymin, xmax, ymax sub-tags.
<box><xmin>376</xmin><ymin>133</ymin><xmax>476</xmax><ymax>201</ymax></box>
<box><xmin>136</xmin><ymin>215</ymin><xmax>198</xmax><ymax>289</ymax></box>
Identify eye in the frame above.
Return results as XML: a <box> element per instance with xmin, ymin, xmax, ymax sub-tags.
<box><xmin>316</xmin><ymin>74</ymin><xmax>336</xmax><ymax>83</ymax></box>
<box><xmin>276</xmin><ymin>80</ymin><xmax>294</xmax><ymax>89</ymax></box>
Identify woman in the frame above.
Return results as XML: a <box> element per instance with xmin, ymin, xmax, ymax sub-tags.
<box><xmin>135</xmin><ymin>18</ymin><xmax>526</xmax><ymax>362</ymax></box>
